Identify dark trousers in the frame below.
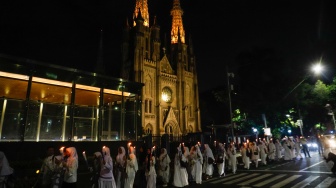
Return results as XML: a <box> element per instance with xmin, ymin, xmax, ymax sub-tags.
<box><xmin>302</xmin><ymin>144</ymin><xmax>311</xmax><ymax>157</ymax></box>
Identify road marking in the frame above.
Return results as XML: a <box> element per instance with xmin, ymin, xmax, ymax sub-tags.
<box><xmin>291</xmin><ymin>175</ymin><xmax>319</xmax><ymax>188</ymax></box>
<box><xmin>253</xmin><ymin>174</ymin><xmax>286</xmax><ymax>187</ymax></box>
<box><xmin>223</xmin><ymin>173</ymin><xmax>260</xmax><ymax>184</ymax></box>
<box><xmin>209</xmin><ymin>173</ymin><xmax>247</xmax><ymax>184</ymax></box>
<box><xmin>270</xmin><ymin>174</ymin><xmax>301</xmax><ymax>188</ymax></box>
<box><xmin>237</xmin><ymin>174</ymin><xmax>273</xmax><ymax>186</ymax></box>
<box><xmin>240</xmin><ymin>169</ymin><xmax>332</xmax><ymax>174</ymax></box>
<box><xmin>299</xmin><ymin>161</ymin><xmax>324</xmax><ymax>171</ymax></box>
<box><xmin>315</xmin><ymin>177</ymin><xmax>336</xmax><ymax>188</ymax></box>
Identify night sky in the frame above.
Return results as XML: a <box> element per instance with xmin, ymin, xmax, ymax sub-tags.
<box><xmin>0</xmin><ymin>0</ymin><xmax>335</xmax><ymax>92</ymax></box>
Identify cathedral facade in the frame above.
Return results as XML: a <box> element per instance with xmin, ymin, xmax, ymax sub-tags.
<box><xmin>120</xmin><ymin>0</ymin><xmax>201</xmax><ymax>137</ymax></box>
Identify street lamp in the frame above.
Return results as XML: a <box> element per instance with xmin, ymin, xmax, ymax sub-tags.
<box><xmin>283</xmin><ymin>63</ymin><xmax>323</xmax><ymax>100</ymax></box>
<box><xmin>253</xmin><ymin>128</ymin><xmax>258</xmax><ymax>140</ymax></box>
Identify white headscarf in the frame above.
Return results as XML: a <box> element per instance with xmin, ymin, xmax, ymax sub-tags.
<box><xmin>94</xmin><ymin>152</ymin><xmax>102</xmax><ymax>158</ymax></box>
<box><xmin>129</xmin><ymin>146</ymin><xmax>138</xmax><ymax>171</ymax></box>
<box><xmin>0</xmin><ymin>151</ymin><xmax>13</xmax><ymax>176</ymax></box>
<box><xmin>204</xmin><ymin>144</ymin><xmax>215</xmax><ymax>160</ymax></box>
<box><xmin>116</xmin><ymin>146</ymin><xmax>126</xmax><ymax>165</ymax></box>
<box><xmin>65</xmin><ymin>147</ymin><xmax>78</xmax><ymax>168</ymax></box>
<box><xmin>159</xmin><ymin>148</ymin><xmax>169</xmax><ymax>161</ymax></box>
<box><xmin>195</xmin><ymin>145</ymin><xmax>203</xmax><ymax>162</ymax></box>
<box><xmin>184</xmin><ymin>147</ymin><xmax>190</xmax><ymax>158</ymax></box>
<box><xmin>102</xmin><ymin>146</ymin><xmax>111</xmax><ymax>157</ymax></box>
<box><xmin>218</xmin><ymin>143</ymin><xmax>226</xmax><ymax>156</ymax></box>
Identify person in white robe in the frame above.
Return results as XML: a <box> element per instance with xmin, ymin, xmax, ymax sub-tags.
<box><xmin>158</xmin><ymin>148</ymin><xmax>170</xmax><ymax>187</ymax></box>
<box><xmin>227</xmin><ymin>142</ymin><xmax>237</xmax><ymax>174</ymax></box>
<box><xmin>250</xmin><ymin>142</ymin><xmax>260</xmax><ymax>168</ymax></box>
<box><xmin>98</xmin><ymin>146</ymin><xmax>116</xmax><ymax>188</ymax></box>
<box><xmin>241</xmin><ymin>143</ymin><xmax>250</xmax><ymax>170</ymax></box>
<box><xmin>294</xmin><ymin>137</ymin><xmax>303</xmax><ymax>159</ymax></box>
<box><xmin>173</xmin><ymin>146</ymin><xmax>188</xmax><ymax>187</ymax></box>
<box><xmin>203</xmin><ymin>144</ymin><xmax>214</xmax><ymax>179</ymax></box>
<box><xmin>288</xmin><ymin>138</ymin><xmax>296</xmax><ymax>160</ymax></box>
<box><xmin>116</xmin><ymin>147</ymin><xmax>126</xmax><ymax>188</ymax></box>
<box><xmin>267</xmin><ymin>139</ymin><xmax>276</xmax><ymax>162</ymax></box>
<box><xmin>259</xmin><ymin>141</ymin><xmax>268</xmax><ymax>166</ymax></box>
<box><xmin>125</xmin><ymin>146</ymin><xmax>138</xmax><ymax>188</ymax></box>
<box><xmin>274</xmin><ymin>139</ymin><xmax>283</xmax><ymax>160</ymax></box>
<box><xmin>194</xmin><ymin>145</ymin><xmax>203</xmax><ymax>184</ymax></box>
<box><xmin>183</xmin><ymin>146</ymin><xmax>191</xmax><ymax>182</ymax></box>
<box><xmin>189</xmin><ymin>146</ymin><xmax>197</xmax><ymax>182</ymax></box>
<box><xmin>245</xmin><ymin>142</ymin><xmax>252</xmax><ymax>170</ymax></box>
<box><xmin>217</xmin><ymin>143</ymin><xmax>226</xmax><ymax>176</ymax></box>
<box><xmin>145</xmin><ymin>147</ymin><xmax>156</xmax><ymax>188</ymax></box>
<box><xmin>62</xmin><ymin>147</ymin><xmax>78</xmax><ymax>188</ymax></box>
<box><xmin>282</xmin><ymin>139</ymin><xmax>292</xmax><ymax>161</ymax></box>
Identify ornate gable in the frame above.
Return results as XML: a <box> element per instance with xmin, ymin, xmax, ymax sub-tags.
<box><xmin>160</xmin><ymin>55</ymin><xmax>174</xmax><ymax>74</ymax></box>
<box><xmin>163</xmin><ymin>107</ymin><xmax>182</xmax><ymax>134</ymax></box>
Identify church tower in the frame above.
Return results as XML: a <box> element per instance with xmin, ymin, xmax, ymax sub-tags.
<box><xmin>121</xmin><ymin>0</ymin><xmax>201</xmax><ymax>137</ymax></box>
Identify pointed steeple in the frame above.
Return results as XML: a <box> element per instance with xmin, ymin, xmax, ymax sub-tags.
<box><xmin>170</xmin><ymin>0</ymin><xmax>185</xmax><ymax>44</ymax></box>
<box><xmin>151</xmin><ymin>15</ymin><xmax>160</xmax><ymax>41</ymax></box>
<box><xmin>133</xmin><ymin>0</ymin><xmax>149</xmax><ymax>27</ymax></box>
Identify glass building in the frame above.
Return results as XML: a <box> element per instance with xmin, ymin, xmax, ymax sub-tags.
<box><xmin>0</xmin><ymin>54</ymin><xmax>144</xmax><ymax>142</ymax></box>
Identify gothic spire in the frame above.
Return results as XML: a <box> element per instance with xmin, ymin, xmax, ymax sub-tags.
<box><xmin>133</xmin><ymin>0</ymin><xmax>149</xmax><ymax>27</ymax></box>
<box><xmin>170</xmin><ymin>0</ymin><xmax>185</xmax><ymax>44</ymax></box>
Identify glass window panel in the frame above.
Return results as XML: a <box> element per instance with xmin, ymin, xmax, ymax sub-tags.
<box><xmin>39</xmin><ymin>103</ymin><xmax>69</xmax><ymax>141</ymax></box>
<box><xmin>24</xmin><ymin>101</ymin><xmax>41</xmax><ymax>141</ymax></box>
<box><xmin>101</xmin><ymin>93</ymin><xmax>123</xmax><ymax>141</ymax></box>
<box><xmin>0</xmin><ymin>77</ymin><xmax>28</xmax><ymax>100</ymax></box>
<box><xmin>75</xmin><ymin>89</ymin><xmax>100</xmax><ymax>106</ymax></box>
<box><xmin>73</xmin><ymin>106</ymin><xmax>97</xmax><ymax>141</ymax></box>
<box><xmin>102</xmin><ymin>103</ymin><xmax>121</xmax><ymax>141</ymax></box>
<box><xmin>0</xmin><ymin>99</ymin><xmax>25</xmax><ymax>141</ymax></box>
<box><xmin>30</xmin><ymin>82</ymin><xmax>72</xmax><ymax>104</ymax></box>
<box><xmin>124</xmin><ymin>97</ymin><xmax>137</xmax><ymax>140</ymax></box>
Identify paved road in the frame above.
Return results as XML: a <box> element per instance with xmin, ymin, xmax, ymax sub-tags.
<box><xmin>158</xmin><ymin>151</ymin><xmax>336</xmax><ymax>188</ymax></box>
<box><xmin>77</xmin><ymin>151</ymin><xmax>336</xmax><ymax>188</ymax></box>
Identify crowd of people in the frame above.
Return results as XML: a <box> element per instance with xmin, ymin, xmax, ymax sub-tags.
<box><xmin>168</xmin><ymin>135</ymin><xmax>318</xmax><ymax>187</ymax></box>
<box><xmin>2</xmin><ymin>134</ymin><xmax>336</xmax><ymax>188</ymax></box>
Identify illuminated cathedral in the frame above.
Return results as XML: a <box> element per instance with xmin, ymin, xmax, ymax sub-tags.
<box><xmin>120</xmin><ymin>0</ymin><xmax>201</xmax><ymax>137</ymax></box>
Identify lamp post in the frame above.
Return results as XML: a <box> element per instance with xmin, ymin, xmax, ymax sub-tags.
<box><xmin>227</xmin><ymin>68</ymin><xmax>235</xmax><ymax>142</ymax></box>
<box><xmin>283</xmin><ymin>63</ymin><xmax>323</xmax><ymax>136</ymax></box>
<box><xmin>297</xmin><ymin>119</ymin><xmax>303</xmax><ymax>136</ymax></box>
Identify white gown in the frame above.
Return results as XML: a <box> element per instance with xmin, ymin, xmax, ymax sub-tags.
<box><xmin>173</xmin><ymin>149</ymin><xmax>188</xmax><ymax>187</ymax></box>
<box><xmin>124</xmin><ymin>148</ymin><xmax>138</xmax><ymax>188</ymax></box>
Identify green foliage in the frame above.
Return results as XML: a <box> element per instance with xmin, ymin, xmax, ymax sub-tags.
<box><xmin>271</xmin><ymin>127</ymin><xmax>282</xmax><ymax>140</ymax></box>
<box><xmin>312</xmin><ymin>80</ymin><xmax>330</xmax><ymax>103</ymax></box>
<box><xmin>314</xmin><ymin>123</ymin><xmax>327</xmax><ymax>132</ymax></box>
<box><xmin>206</xmin><ymin>68</ymin><xmax>336</xmax><ymax>138</ymax></box>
